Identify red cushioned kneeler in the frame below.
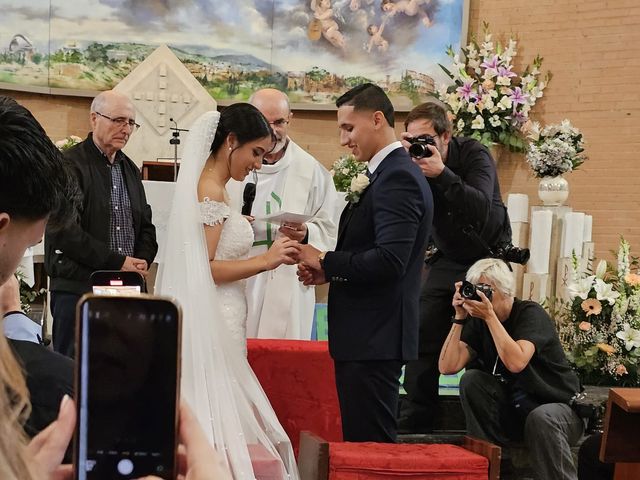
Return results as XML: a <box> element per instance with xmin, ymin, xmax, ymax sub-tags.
<box><xmin>328</xmin><ymin>442</ymin><xmax>489</xmax><ymax>480</ymax></box>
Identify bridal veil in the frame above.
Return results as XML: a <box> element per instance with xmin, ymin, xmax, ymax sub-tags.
<box><xmin>155</xmin><ymin>110</ymin><xmax>299</xmax><ymax>480</ymax></box>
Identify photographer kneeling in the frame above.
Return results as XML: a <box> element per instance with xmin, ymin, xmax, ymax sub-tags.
<box><xmin>439</xmin><ymin>258</ymin><xmax>584</xmax><ymax>480</ymax></box>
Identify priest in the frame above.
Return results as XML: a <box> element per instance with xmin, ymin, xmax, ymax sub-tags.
<box><xmin>231</xmin><ymin>88</ymin><xmax>337</xmax><ymax>340</ymax></box>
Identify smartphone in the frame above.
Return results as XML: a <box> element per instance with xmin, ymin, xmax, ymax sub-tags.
<box><xmin>90</xmin><ymin>271</ymin><xmax>146</xmax><ymax>295</ymax></box>
<box><xmin>74</xmin><ymin>295</ymin><xmax>182</xmax><ymax>480</ymax></box>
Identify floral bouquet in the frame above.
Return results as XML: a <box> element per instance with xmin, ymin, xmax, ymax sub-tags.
<box><xmin>330</xmin><ymin>154</ymin><xmax>369</xmax><ymax>203</ymax></box>
<box><xmin>437</xmin><ymin>22</ymin><xmax>551</xmax><ymax>152</ymax></box>
<box><xmin>559</xmin><ymin>238</ymin><xmax>640</xmax><ymax>386</ymax></box>
<box><xmin>15</xmin><ymin>271</ymin><xmax>46</xmax><ymax>315</ymax></box>
<box><xmin>526</xmin><ymin>119</ymin><xmax>586</xmax><ymax>178</ymax></box>
<box><xmin>55</xmin><ymin>135</ymin><xmax>83</xmax><ymax>151</ymax></box>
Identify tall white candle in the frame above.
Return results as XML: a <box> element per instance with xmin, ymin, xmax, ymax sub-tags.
<box><xmin>583</xmin><ymin>215</ymin><xmax>593</xmax><ymax>243</ymax></box>
<box><xmin>507</xmin><ymin>193</ymin><xmax>529</xmax><ymax>223</ymax></box>
<box><xmin>561</xmin><ymin>212</ymin><xmax>585</xmax><ymax>258</ymax></box>
<box><xmin>528</xmin><ymin>210</ymin><xmax>553</xmax><ymax>274</ymax></box>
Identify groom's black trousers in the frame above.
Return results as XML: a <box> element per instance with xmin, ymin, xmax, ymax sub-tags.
<box><xmin>334</xmin><ymin>359</ymin><xmax>404</xmax><ymax>442</ymax></box>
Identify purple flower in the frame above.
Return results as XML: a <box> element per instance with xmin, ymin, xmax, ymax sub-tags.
<box><xmin>456</xmin><ymin>80</ymin><xmax>476</xmax><ymax>101</ymax></box>
<box><xmin>511</xmin><ymin>109</ymin><xmax>527</xmax><ymax>126</ymax></box>
<box><xmin>480</xmin><ymin>55</ymin><xmax>500</xmax><ymax>77</ymax></box>
<box><xmin>497</xmin><ymin>65</ymin><xmax>517</xmax><ymax>78</ymax></box>
<box><xmin>509</xmin><ymin>87</ymin><xmax>528</xmax><ymax>105</ymax></box>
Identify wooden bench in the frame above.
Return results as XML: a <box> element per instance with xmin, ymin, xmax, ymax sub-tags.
<box><xmin>600</xmin><ymin>388</ymin><xmax>640</xmax><ymax>480</ymax></box>
<box><xmin>298</xmin><ymin>431</ymin><xmax>500</xmax><ymax>480</ymax></box>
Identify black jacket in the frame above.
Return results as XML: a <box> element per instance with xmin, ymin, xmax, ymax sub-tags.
<box><xmin>429</xmin><ymin>136</ymin><xmax>510</xmax><ymax>263</ymax></box>
<box><xmin>45</xmin><ymin>134</ymin><xmax>157</xmax><ymax>294</ymax></box>
<box><xmin>324</xmin><ymin>147</ymin><xmax>433</xmax><ymax>361</ymax></box>
<box><xmin>9</xmin><ymin>339</ymin><xmax>74</xmax><ymax>438</ymax></box>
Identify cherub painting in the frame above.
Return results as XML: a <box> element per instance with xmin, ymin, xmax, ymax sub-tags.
<box><xmin>381</xmin><ymin>0</ymin><xmax>433</xmax><ymax>27</ymax></box>
<box><xmin>366</xmin><ymin>18</ymin><xmax>389</xmax><ymax>53</ymax></box>
<box><xmin>310</xmin><ymin>0</ymin><xmax>346</xmax><ymax>49</ymax></box>
<box><xmin>349</xmin><ymin>0</ymin><xmax>376</xmax><ymax>11</ymax></box>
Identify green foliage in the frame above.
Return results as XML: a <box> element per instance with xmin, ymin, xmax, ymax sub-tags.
<box><xmin>85</xmin><ymin>42</ymin><xmax>108</xmax><ymax>64</ymax></box>
<box><xmin>14</xmin><ymin>271</ymin><xmax>45</xmax><ymax>314</ymax></box>
<box><xmin>345</xmin><ymin>76</ymin><xmax>373</xmax><ymax>87</ymax></box>
<box><xmin>306</xmin><ymin>66</ymin><xmax>329</xmax><ymax>82</ymax></box>
<box><xmin>330</xmin><ymin>154</ymin><xmax>367</xmax><ymax>193</ymax></box>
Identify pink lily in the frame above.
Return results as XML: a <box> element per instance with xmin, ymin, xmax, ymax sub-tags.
<box><xmin>509</xmin><ymin>87</ymin><xmax>528</xmax><ymax>105</ymax></box>
<box><xmin>480</xmin><ymin>55</ymin><xmax>500</xmax><ymax>78</ymax></box>
<box><xmin>497</xmin><ymin>65</ymin><xmax>517</xmax><ymax>78</ymax></box>
<box><xmin>456</xmin><ymin>80</ymin><xmax>476</xmax><ymax>102</ymax></box>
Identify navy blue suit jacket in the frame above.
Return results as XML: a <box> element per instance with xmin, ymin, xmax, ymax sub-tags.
<box><xmin>323</xmin><ymin>147</ymin><xmax>433</xmax><ymax>362</ymax></box>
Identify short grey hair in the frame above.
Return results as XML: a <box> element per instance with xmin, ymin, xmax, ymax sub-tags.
<box><xmin>465</xmin><ymin>258</ymin><xmax>515</xmax><ymax>297</ymax></box>
<box><xmin>90</xmin><ymin>92</ymin><xmax>107</xmax><ymax>113</ymax></box>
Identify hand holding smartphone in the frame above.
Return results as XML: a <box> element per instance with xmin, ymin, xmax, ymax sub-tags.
<box><xmin>74</xmin><ymin>295</ymin><xmax>181</xmax><ymax>480</ymax></box>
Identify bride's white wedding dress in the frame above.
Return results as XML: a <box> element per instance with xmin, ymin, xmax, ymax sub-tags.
<box><xmin>156</xmin><ymin>111</ymin><xmax>299</xmax><ymax>480</ymax></box>
<box><xmin>200</xmin><ymin>199</ymin><xmax>253</xmax><ymax>351</ymax></box>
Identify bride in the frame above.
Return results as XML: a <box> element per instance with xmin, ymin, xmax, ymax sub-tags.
<box><xmin>156</xmin><ymin>104</ymin><xmax>300</xmax><ymax>479</ymax></box>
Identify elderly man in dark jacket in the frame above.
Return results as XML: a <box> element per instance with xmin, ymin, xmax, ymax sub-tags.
<box><xmin>45</xmin><ymin>90</ymin><xmax>157</xmax><ymax>358</ymax></box>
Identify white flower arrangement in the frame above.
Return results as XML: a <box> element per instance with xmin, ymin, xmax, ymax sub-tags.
<box><xmin>55</xmin><ymin>135</ymin><xmax>83</xmax><ymax>152</ymax></box>
<box><xmin>437</xmin><ymin>22</ymin><xmax>551</xmax><ymax>152</ymax></box>
<box><xmin>559</xmin><ymin>238</ymin><xmax>640</xmax><ymax>386</ymax></box>
<box><xmin>525</xmin><ymin>119</ymin><xmax>586</xmax><ymax>178</ymax></box>
<box><xmin>330</xmin><ymin>154</ymin><xmax>370</xmax><ymax>203</ymax></box>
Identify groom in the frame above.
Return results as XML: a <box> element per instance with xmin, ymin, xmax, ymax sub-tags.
<box><xmin>297</xmin><ymin>83</ymin><xmax>433</xmax><ymax>442</ymax></box>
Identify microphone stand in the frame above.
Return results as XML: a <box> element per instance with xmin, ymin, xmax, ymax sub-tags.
<box><xmin>168</xmin><ymin>117</ymin><xmax>189</xmax><ymax>182</ymax></box>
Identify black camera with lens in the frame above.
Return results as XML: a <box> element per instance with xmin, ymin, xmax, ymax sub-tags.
<box><xmin>491</xmin><ymin>243</ymin><xmax>530</xmax><ymax>266</ymax></box>
<box><xmin>408</xmin><ymin>135</ymin><xmax>436</xmax><ymax>159</ymax></box>
<box><xmin>569</xmin><ymin>392</ymin><xmax>605</xmax><ymax>433</ymax></box>
<box><xmin>459</xmin><ymin>280</ymin><xmax>493</xmax><ymax>301</ymax></box>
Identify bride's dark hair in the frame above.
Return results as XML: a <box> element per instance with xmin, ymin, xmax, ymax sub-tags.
<box><xmin>210</xmin><ymin>103</ymin><xmax>274</xmax><ymax>154</ymax></box>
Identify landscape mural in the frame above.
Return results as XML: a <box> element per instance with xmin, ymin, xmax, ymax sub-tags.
<box><xmin>0</xmin><ymin>0</ymin><xmax>468</xmax><ymax>108</ymax></box>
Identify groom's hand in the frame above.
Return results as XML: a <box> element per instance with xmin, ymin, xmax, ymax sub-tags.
<box><xmin>297</xmin><ymin>263</ymin><xmax>326</xmax><ymax>286</ymax></box>
<box><xmin>295</xmin><ymin>244</ymin><xmax>322</xmax><ymax>269</ymax></box>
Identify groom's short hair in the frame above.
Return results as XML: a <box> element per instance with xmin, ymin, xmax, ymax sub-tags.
<box><xmin>336</xmin><ymin>83</ymin><xmax>395</xmax><ymax>128</ymax></box>
<box><xmin>0</xmin><ymin>96</ymin><xmax>76</xmax><ymax>226</ymax></box>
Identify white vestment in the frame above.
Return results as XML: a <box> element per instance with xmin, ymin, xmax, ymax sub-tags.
<box><xmin>229</xmin><ymin>140</ymin><xmax>337</xmax><ymax>339</ymax></box>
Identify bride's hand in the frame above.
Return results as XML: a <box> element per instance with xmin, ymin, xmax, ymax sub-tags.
<box><xmin>262</xmin><ymin>237</ymin><xmax>300</xmax><ymax>270</ymax></box>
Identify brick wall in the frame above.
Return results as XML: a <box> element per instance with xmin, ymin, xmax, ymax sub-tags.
<box><xmin>470</xmin><ymin>0</ymin><xmax>640</xmax><ymax>262</ymax></box>
<box><xmin>2</xmin><ymin>0</ymin><xmax>639</xmax><ymax>261</ymax></box>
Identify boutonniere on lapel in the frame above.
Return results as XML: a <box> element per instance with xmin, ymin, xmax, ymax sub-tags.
<box><xmin>346</xmin><ymin>173</ymin><xmax>370</xmax><ymax>204</ymax></box>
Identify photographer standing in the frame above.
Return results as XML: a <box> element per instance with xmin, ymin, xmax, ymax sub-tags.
<box><xmin>440</xmin><ymin>258</ymin><xmax>584</xmax><ymax>480</ymax></box>
<box><xmin>398</xmin><ymin>102</ymin><xmax>515</xmax><ymax>432</ymax></box>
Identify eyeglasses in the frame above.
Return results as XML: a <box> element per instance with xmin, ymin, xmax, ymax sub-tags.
<box><xmin>95</xmin><ymin>111</ymin><xmax>140</xmax><ymax>131</ymax></box>
<box><xmin>268</xmin><ymin>119</ymin><xmax>289</xmax><ymax>127</ymax></box>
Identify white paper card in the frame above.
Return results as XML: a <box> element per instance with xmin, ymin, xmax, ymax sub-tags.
<box><xmin>255</xmin><ymin>211</ymin><xmax>314</xmax><ymax>225</ymax></box>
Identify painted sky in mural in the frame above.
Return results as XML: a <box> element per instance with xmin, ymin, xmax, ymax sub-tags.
<box><xmin>0</xmin><ymin>0</ymin><xmax>466</xmax><ymax>106</ymax></box>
